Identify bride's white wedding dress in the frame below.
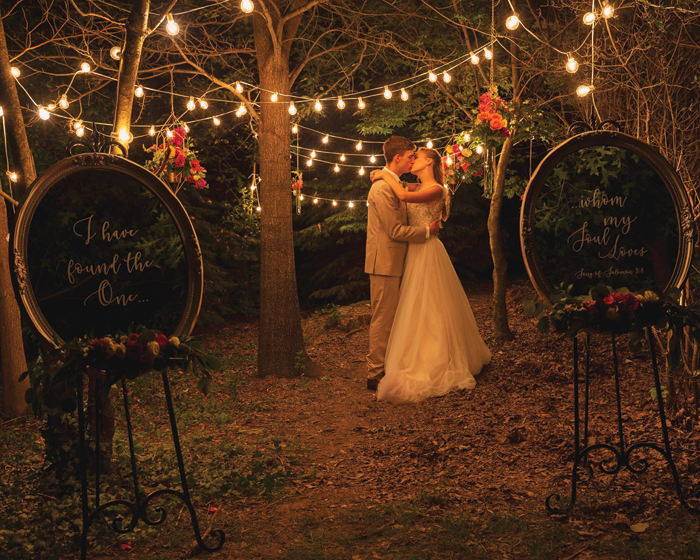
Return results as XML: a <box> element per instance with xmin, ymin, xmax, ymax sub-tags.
<box><xmin>377</xmin><ymin>186</ymin><xmax>491</xmax><ymax>402</ymax></box>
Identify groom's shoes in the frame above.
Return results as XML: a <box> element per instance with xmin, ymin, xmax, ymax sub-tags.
<box><xmin>366</xmin><ymin>374</ymin><xmax>384</xmax><ymax>391</ymax></box>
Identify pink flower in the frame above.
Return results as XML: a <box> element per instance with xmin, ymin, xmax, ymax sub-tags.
<box><xmin>171</xmin><ymin>127</ymin><xmax>186</xmax><ymax>148</ymax></box>
<box><xmin>452</xmin><ymin>145</ymin><xmax>461</xmax><ymax>155</ymax></box>
<box><xmin>480</xmin><ymin>92</ymin><xmax>491</xmax><ymax>102</ymax></box>
<box><xmin>187</xmin><ymin>176</ymin><xmax>196</xmax><ymax>184</ymax></box>
<box><xmin>195</xmin><ymin>178</ymin><xmax>207</xmax><ymax>189</ymax></box>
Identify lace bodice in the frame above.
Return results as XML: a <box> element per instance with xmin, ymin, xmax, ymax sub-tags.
<box><xmin>406</xmin><ymin>185</ymin><xmax>446</xmax><ymax>228</ymax></box>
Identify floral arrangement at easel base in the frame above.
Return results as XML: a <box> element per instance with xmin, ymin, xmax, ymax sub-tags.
<box><xmin>144</xmin><ymin>126</ymin><xmax>207</xmax><ymax>191</ymax></box>
<box><xmin>22</xmin><ymin>327</ymin><xmax>221</xmax><ymax>419</ymax></box>
<box><xmin>525</xmin><ymin>283</ymin><xmax>700</xmax><ymax>370</ymax></box>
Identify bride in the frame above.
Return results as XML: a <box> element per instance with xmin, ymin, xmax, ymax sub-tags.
<box><xmin>372</xmin><ymin>148</ymin><xmax>491</xmax><ymax>403</ymax></box>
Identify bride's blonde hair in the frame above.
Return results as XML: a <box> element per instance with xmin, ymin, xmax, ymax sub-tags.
<box><xmin>417</xmin><ymin>148</ymin><xmax>450</xmax><ymax>222</ymax></box>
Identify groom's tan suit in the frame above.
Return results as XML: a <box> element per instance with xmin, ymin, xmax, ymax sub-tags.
<box><xmin>365</xmin><ymin>169</ymin><xmax>429</xmax><ymax>380</ymax></box>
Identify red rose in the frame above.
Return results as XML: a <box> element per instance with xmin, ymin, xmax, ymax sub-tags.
<box><xmin>603</xmin><ymin>295</ymin><xmax>615</xmax><ymax>306</ymax></box>
<box><xmin>191</xmin><ymin>159</ymin><xmax>201</xmax><ymax>172</ymax></box>
<box><xmin>155</xmin><ymin>333</ymin><xmax>168</xmax><ymax>349</ymax></box>
<box><xmin>195</xmin><ymin>178</ymin><xmax>207</xmax><ymax>189</ymax></box>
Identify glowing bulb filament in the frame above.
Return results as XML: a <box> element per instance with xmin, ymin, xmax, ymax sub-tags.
<box><xmin>471</xmin><ymin>53</ymin><xmax>479</xmax><ymax>65</ymax></box>
<box><xmin>59</xmin><ymin>94</ymin><xmax>69</xmax><ymax>109</ymax></box>
<box><xmin>383</xmin><ymin>87</ymin><xmax>392</xmax><ymax>99</ymax></box>
<box><xmin>314</xmin><ymin>100</ymin><xmax>323</xmax><ymax>112</ymax></box>
<box><xmin>340</xmin><ymin>154</ymin><xmax>346</xmax><ymax>162</ymax></box>
<box><xmin>566</xmin><ymin>57</ymin><xmax>579</xmax><ymax>74</ymax></box>
<box><xmin>506</xmin><ymin>15</ymin><xmax>520</xmax><ymax>30</ymax></box>
<box><xmin>166</xmin><ymin>13</ymin><xmax>179</xmax><ymax>35</ymax></box>
<box><xmin>187</xmin><ymin>97</ymin><xmax>196</xmax><ymax>111</ymax></box>
<box><xmin>400</xmin><ymin>88</ymin><xmax>408</xmax><ymax>101</ymax></box>
<box><xmin>443</xmin><ymin>72</ymin><xmax>451</xmax><ymax>83</ymax></box>
<box><xmin>149</xmin><ymin>126</ymin><xmax>155</xmax><ymax>136</ymax></box>
<box><xmin>271</xmin><ymin>92</ymin><xmax>278</xmax><ymax>102</ymax></box>
<box><xmin>429</xmin><ymin>71</ymin><xmax>437</xmax><ymax>82</ymax></box>
<box><xmin>583</xmin><ymin>12</ymin><xmax>596</xmax><ymax>25</ymax></box>
<box><xmin>356</xmin><ymin>142</ymin><xmax>362</xmax><ymax>151</ymax></box>
<box><xmin>337</xmin><ymin>97</ymin><xmax>345</xmax><ymax>109</ymax></box>
<box><xmin>11</xmin><ymin>67</ymin><xmax>20</xmax><ymax>77</ymax></box>
<box><xmin>241</xmin><ymin>0</ymin><xmax>254</xmax><ymax>13</ymax></box>
<box><xmin>427</xmin><ymin>140</ymin><xmax>433</xmax><ymax>149</ymax></box>
<box><xmin>80</xmin><ymin>62</ymin><xmax>91</xmax><ymax>73</ymax></box>
<box><xmin>358</xmin><ymin>98</ymin><xmax>366</xmax><ymax>109</ymax></box>
<box><xmin>484</xmin><ymin>49</ymin><xmax>493</xmax><ymax>60</ymax></box>
<box><xmin>135</xmin><ymin>85</ymin><xmax>144</xmax><ymax>97</ymax></box>
<box><xmin>288</xmin><ymin>102</ymin><xmax>297</xmax><ymax>115</ymax></box>
<box><xmin>213</xmin><ymin>117</ymin><xmax>221</xmax><ymax>126</ymax></box>
<box><xmin>334</xmin><ymin>165</ymin><xmax>340</xmax><ymax>172</ymax></box>
<box><xmin>359</xmin><ymin>167</ymin><xmax>365</xmax><ymax>176</ymax></box>
<box><xmin>322</xmin><ymin>135</ymin><xmax>329</xmax><ymax>144</ymax></box>
<box><xmin>292</xmin><ymin>124</ymin><xmax>299</xmax><ymax>134</ymax></box>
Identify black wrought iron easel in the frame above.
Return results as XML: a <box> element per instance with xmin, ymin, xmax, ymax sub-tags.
<box><xmin>546</xmin><ymin>327</ymin><xmax>700</xmax><ymax>515</ymax></box>
<box><xmin>77</xmin><ymin>370</ymin><xmax>225</xmax><ymax>559</ymax></box>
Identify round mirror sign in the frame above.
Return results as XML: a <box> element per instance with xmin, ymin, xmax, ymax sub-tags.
<box><xmin>520</xmin><ymin>131</ymin><xmax>693</xmax><ymax>303</ymax></box>
<box><xmin>13</xmin><ymin>153</ymin><xmax>203</xmax><ymax>346</ymax></box>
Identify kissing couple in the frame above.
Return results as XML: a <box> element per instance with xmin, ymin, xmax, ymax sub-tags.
<box><xmin>364</xmin><ymin>136</ymin><xmax>491</xmax><ymax>403</ymax></box>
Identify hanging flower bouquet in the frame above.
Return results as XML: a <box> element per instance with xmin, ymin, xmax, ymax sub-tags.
<box><xmin>144</xmin><ymin>126</ymin><xmax>207</xmax><ymax>190</ymax></box>
<box><xmin>22</xmin><ymin>327</ymin><xmax>221</xmax><ymax>419</ymax></box>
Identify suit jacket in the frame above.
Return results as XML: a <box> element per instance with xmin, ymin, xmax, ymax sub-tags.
<box><xmin>365</xmin><ymin>179</ymin><xmax>427</xmax><ymax>277</ymax></box>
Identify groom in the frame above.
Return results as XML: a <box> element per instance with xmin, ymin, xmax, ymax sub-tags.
<box><xmin>365</xmin><ymin>136</ymin><xmax>439</xmax><ymax>390</ymax></box>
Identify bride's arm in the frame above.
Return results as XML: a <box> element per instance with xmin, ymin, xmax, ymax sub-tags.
<box><xmin>378</xmin><ymin>171</ymin><xmax>443</xmax><ymax>203</ymax></box>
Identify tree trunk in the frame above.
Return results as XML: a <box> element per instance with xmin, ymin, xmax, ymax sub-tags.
<box><xmin>111</xmin><ymin>0</ymin><xmax>149</xmax><ymax>154</ymax></box>
<box><xmin>488</xmin><ymin>136</ymin><xmax>515</xmax><ymax>341</ymax></box>
<box><xmin>252</xmin><ymin>9</ymin><xmax>318</xmax><ymax>378</ymax></box>
<box><xmin>0</xmin><ymin>14</ymin><xmax>30</xmax><ymax>416</ymax></box>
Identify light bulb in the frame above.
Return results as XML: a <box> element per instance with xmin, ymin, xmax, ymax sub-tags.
<box><xmin>76</xmin><ymin>127</ymin><xmax>84</xmax><ymax>137</ymax></box>
<box><xmin>235</xmin><ymin>81</ymin><xmax>243</xmax><ymax>93</ymax></box>
<box><xmin>183</xmin><ymin>123</ymin><xmax>189</xmax><ymax>132</ymax></box>
<box><xmin>566</xmin><ymin>57</ymin><xmax>579</xmax><ymax>74</ymax></box>
<box><xmin>213</xmin><ymin>117</ymin><xmax>221</xmax><ymax>125</ymax></box>
<box><xmin>299</xmin><ymin>195</ymin><xmax>304</xmax><ymax>200</ymax></box>
<box><xmin>306</xmin><ymin>159</ymin><xmax>313</xmax><ymax>166</ymax></box>
<box><xmin>311</xmin><ymin>150</ymin><xmax>316</xmax><ymax>158</ymax></box>
<box><xmin>484</xmin><ymin>48</ymin><xmax>493</xmax><ymax>60</ymax></box>
<box><xmin>166</xmin><ymin>13</ymin><xmax>179</xmax><ymax>35</ymax></box>
<box><xmin>366</xmin><ymin>201</ymin><xmax>369</xmax><ymax>206</ymax></box>
<box><xmin>358</xmin><ymin>98</ymin><xmax>366</xmax><ymax>109</ymax></box>
<box><xmin>38</xmin><ymin>106</ymin><xmax>50</xmax><ymax>120</ymax></box>
<box><xmin>576</xmin><ymin>84</ymin><xmax>593</xmax><ymax>97</ymax></box>
<box><xmin>337</xmin><ymin>97</ymin><xmax>345</xmax><ymax>109</ymax></box>
<box><xmin>506</xmin><ymin>15</ymin><xmax>520</xmax><ymax>30</ymax></box>
<box><xmin>135</xmin><ymin>85</ymin><xmax>144</xmax><ymax>97</ymax></box>
<box><xmin>370</xmin><ymin>155</ymin><xmax>376</xmax><ymax>163</ymax></box>
<box><xmin>463</xmin><ymin>133</ymin><xmax>471</xmax><ymax>142</ymax></box>
<box><xmin>149</xmin><ymin>126</ymin><xmax>155</xmax><ymax>136</ymax></box>
<box><xmin>288</xmin><ymin>102</ymin><xmax>297</xmax><ymax>115</ymax></box>
<box><xmin>427</xmin><ymin>140</ymin><xmax>433</xmax><ymax>149</ymax></box>
<box><xmin>241</xmin><ymin>0</ymin><xmax>254</xmax><ymax>13</ymax></box>
<box><xmin>583</xmin><ymin>12</ymin><xmax>596</xmax><ymax>25</ymax></box>
<box><xmin>349</xmin><ymin>202</ymin><xmax>354</xmax><ymax>208</ymax></box>
<box><xmin>118</xmin><ymin>129</ymin><xmax>133</xmax><ymax>144</ymax></box>
<box><xmin>400</xmin><ymin>88</ymin><xmax>408</xmax><ymax>101</ymax></box>
<box><xmin>73</xmin><ymin>120</ymin><xmax>83</xmax><ymax>130</ymax></box>
<box><xmin>356</xmin><ymin>142</ymin><xmax>362</xmax><ymax>151</ymax></box>
<box><xmin>0</xmin><ymin>107</ymin><xmax>3</xmax><ymax>116</ymax></box>
<box><xmin>322</xmin><ymin>135</ymin><xmax>329</xmax><ymax>144</ymax></box>
<box><xmin>166</xmin><ymin>129</ymin><xmax>173</xmax><ymax>138</ymax></box>
<box><xmin>443</xmin><ymin>72</ymin><xmax>451</xmax><ymax>83</ymax></box>
<box><xmin>187</xmin><ymin>96</ymin><xmax>196</xmax><ymax>111</ymax></box>
<box><xmin>256</xmin><ymin>206</ymin><xmax>261</xmax><ymax>212</ymax></box>
<box><xmin>334</xmin><ymin>165</ymin><xmax>340</xmax><ymax>172</ymax></box>
<box><xmin>80</xmin><ymin>62</ymin><xmax>91</xmax><ymax>73</ymax></box>
<box><xmin>11</xmin><ymin>67</ymin><xmax>20</xmax><ymax>78</ymax></box>
<box><xmin>292</xmin><ymin>124</ymin><xmax>298</xmax><ymax>134</ymax></box>
<box><xmin>445</xmin><ymin>156</ymin><xmax>453</xmax><ymax>165</ymax></box>
<box><xmin>332</xmin><ymin>200</ymin><xmax>337</xmax><ymax>206</ymax></box>
<box><xmin>110</xmin><ymin>46</ymin><xmax>122</xmax><ymax>60</ymax></box>
<box><xmin>602</xmin><ymin>1</ymin><xmax>614</xmax><ymax>18</ymax></box>
<box><xmin>9</xmin><ymin>172</ymin><xmax>17</xmax><ymax>182</ymax></box>
<box><xmin>359</xmin><ymin>167</ymin><xmax>365</xmax><ymax>176</ymax></box>
<box><xmin>47</xmin><ymin>103</ymin><xmax>56</xmax><ymax>111</ymax></box>
<box><xmin>313</xmin><ymin>198</ymin><xmax>318</xmax><ymax>204</ymax></box>
<box><xmin>271</xmin><ymin>92</ymin><xmax>278</xmax><ymax>102</ymax></box>
<box><xmin>471</xmin><ymin>53</ymin><xmax>480</xmax><ymax>65</ymax></box>
<box><xmin>383</xmin><ymin>87</ymin><xmax>392</xmax><ymax>99</ymax></box>
<box><xmin>199</xmin><ymin>99</ymin><xmax>208</xmax><ymax>109</ymax></box>
<box><xmin>237</xmin><ymin>103</ymin><xmax>247</xmax><ymax>116</ymax></box>
<box><xmin>476</xmin><ymin>145</ymin><xmax>484</xmax><ymax>154</ymax></box>
<box><xmin>429</xmin><ymin>71</ymin><xmax>437</xmax><ymax>82</ymax></box>
<box><xmin>250</xmin><ymin>183</ymin><xmax>256</xmax><ymax>191</ymax></box>
<box><xmin>59</xmin><ymin>94</ymin><xmax>69</xmax><ymax>109</ymax></box>
<box><xmin>340</xmin><ymin>154</ymin><xmax>346</xmax><ymax>162</ymax></box>
<box><xmin>314</xmin><ymin>100</ymin><xmax>322</xmax><ymax>112</ymax></box>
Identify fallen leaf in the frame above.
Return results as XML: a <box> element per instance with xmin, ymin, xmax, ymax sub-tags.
<box><xmin>630</xmin><ymin>523</ymin><xmax>649</xmax><ymax>533</ymax></box>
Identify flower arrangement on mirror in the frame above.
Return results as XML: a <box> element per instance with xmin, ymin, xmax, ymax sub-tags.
<box><xmin>144</xmin><ymin>126</ymin><xmax>207</xmax><ymax>193</ymax></box>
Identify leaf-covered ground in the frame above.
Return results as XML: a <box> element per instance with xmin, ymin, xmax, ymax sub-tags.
<box><xmin>4</xmin><ymin>285</ymin><xmax>700</xmax><ymax>559</ymax></box>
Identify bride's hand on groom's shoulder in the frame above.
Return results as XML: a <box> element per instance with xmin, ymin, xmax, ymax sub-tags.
<box><xmin>369</xmin><ymin>169</ymin><xmax>382</xmax><ymax>182</ymax></box>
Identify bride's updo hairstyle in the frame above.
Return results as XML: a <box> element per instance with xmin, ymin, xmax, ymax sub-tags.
<box><xmin>417</xmin><ymin>148</ymin><xmax>450</xmax><ymax>221</ymax></box>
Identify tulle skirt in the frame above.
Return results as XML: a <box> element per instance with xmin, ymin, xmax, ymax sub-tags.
<box><xmin>377</xmin><ymin>238</ymin><xmax>491</xmax><ymax>403</ymax></box>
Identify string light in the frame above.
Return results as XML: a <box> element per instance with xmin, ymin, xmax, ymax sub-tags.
<box><xmin>11</xmin><ymin>67</ymin><xmax>20</xmax><ymax>77</ymax></box>
<box><xmin>358</xmin><ymin>98</ymin><xmax>366</xmax><ymax>109</ymax></box>
<box><xmin>110</xmin><ymin>46</ymin><xmax>122</xmax><ymax>61</ymax></box>
<box><xmin>241</xmin><ymin>0</ymin><xmax>254</xmax><ymax>13</ymax></box>
<box><xmin>443</xmin><ymin>72</ymin><xmax>451</xmax><ymax>83</ymax></box>
<box><xmin>199</xmin><ymin>99</ymin><xmax>208</xmax><ymax>109</ymax></box>
<box><xmin>332</xmin><ymin>200</ymin><xmax>337</xmax><ymax>206</ymax></box>
<box><xmin>236</xmin><ymin>103</ymin><xmax>247</xmax><ymax>116</ymax></box>
<box><xmin>348</xmin><ymin>202</ymin><xmax>354</xmax><ymax>208</ymax></box>
<box><xmin>166</xmin><ymin>129</ymin><xmax>173</xmax><ymax>138</ymax></box>
<box><xmin>337</xmin><ymin>97</ymin><xmax>345</xmax><ymax>109</ymax></box>
<box><xmin>370</xmin><ymin>155</ymin><xmax>376</xmax><ymax>163</ymax></box>
<box><xmin>166</xmin><ymin>13</ymin><xmax>179</xmax><ymax>35</ymax></box>
<box><xmin>428</xmin><ymin>71</ymin><xmax>437</xmax><ymax>82</ymax></box>
<box><xmin>322</xmin><ymin>135</ymin><xmax>329</xmax><ymax>144</ymax></box>
<box><xmin>0</xmin><ymin>107</ymin><xmax>3</xmax><ymax>116</ymax></box>
<box><xmin>73</xmin><ymin>120</ymin><xmax>83</xmax><ymax>130</ymax></box>
<box><xmin>288</xmin><ymin>102</ymin><xmax>297</xmax><ymax>115</ymax></box>
<box><xmin>427</xmin><ymin>140</ymin><xmax>433</xmax><ymax>149</ymax></box>
<box><xmin>47</xmin><ymin>103</ymin><xmax>56</xmax><ymax>111</ymax></box>
<box><xmin>506</xmin><ymin>15</ymin><xmax>520</xmax><ymax>30</ymax></box>
<box><xmin>463</xmin><ymin>133</ymin><xmax>471</xmax><ymax>142</ymax></box>
<box><xmin>213</xmin><ymin>117</ymin><xmax>221</xmax><ymax>125</ymax></box>
<box><xmin>306</xmin><ymin>159</ymin><xmax>313</xmax><ymax>166</ymax></box>
<box><xmin>118</xmin><ymin>129</ymin><xmax>133</xmax><ymax>144</ymax></box>
<box><xmin>271</xmin><ymin>92</ymin><xmax>278</xmax><ymax>102</ymax></box>
<box><xmin>475</xmin><ymin>145</ymin><xmax>484</xmax><ymax>154</ymax></box>
<box><xmin>300</xmin><ymin>195</ymin><xmax>304</xmax><ymax>200</ymax></box>
<box><xmin>59</xmin><ymin>94</ymin><xmax>69</xmax><ymax>109</ymax></box>
<box><xmin>470</xmin><ymin>53</ymin><xmax>480</xmax><ymax>65</ymax></box>
<box><xmin>383</xmin><ymin>87</ymin><xmax>392</xmax><ymax>99</ymax></box>
<box><xmin>314</xmin><ymin>100</ymin><xmax>323</xmax><ymax>112</ymax></box>
<box><xmin>334</xmin><ymin>165</ymin><xmax>340</xmax><ymax>172</ymax></box>
<box><xmin>149</xmin><ymin>126</ymin><xmax>155</xmax><ymax>136</ymax></box>
<box><xmin>583</xmin><ymin>12</ymin><xmax>596</xmax><ymax>25</ymax></box>
<box><xmin>38</xmin><ymin>106</ymin><xmax>50</xmax><ymax>120</ymax></box>
<box><xmin>366</xmin><ymin>201</ymin><xmax>369</xmax><ymax>206</ymax></box>
<box><xmin>602</xmin><ymin>1</ymin><xmax>614</xmax><ymax>18</ymax></box>
<box><xmin>135</xmin><ymin>85</ymin><xmax>144</xmax><ymax>97</ymax></box>
<box><xmin>256</xmin><ymin>206</ymin><xmax>261</xmax><ymax>212</ymax></box>
<box><xmin>250</xmin><ymin>182</ymin><xmax>256</xmax><ymax>191</ymax></box>
<box><xmin>311</xmin><ymin>150</ymin><xmax>316</xmax><ymax>158</ymax></box>
<box><xmin>76</xmin><ymin>127</ymin><xmax>85</xmax><ymax>137</ymax></box>
<box><xmin>359</xmin><ymin>167</ymin><xmax>365</xmax><ymax>175</ymax></box>
<box><xmin>292</xmin><ymin>124</ymin><xmax>298</xmax><ymax>134</ymax></box>
<box><xmin>313</xmin><ymin>198</ymin><xmax>318</xmax><ymax>204</ymax></box>
<box><xmin>356</xmin><ymin>141</ymin><xmax>362</xmax><ymax>150</ymax></box>
<box><xmin>400</xmin><ymin>88</ymin><xmax>408</xmax><ymax>101</ymax></box>
<box><xmin>340</xmin><ymin>154</ymin><xmax>346</xmax><ymax>162</ymax></box>
<box><xmin>9</xmin><ymin>172</ymin><xmax>17</xmax><ymax>182</ymax></box>
<box><xmin>187</xmin><ymin>97</ymin><xmax>196</xmax><ymax>111</ymax></box>
<box><xmin>566</xmin><ymin>56</ymin><xmax>579</xmax><ymax>74</ymax></box>
<box><xmin>445</xmin><ymin>155</ymin><xmax>453</xmax><ymax>165</ymax></box>
<box><xmin>80</xmin><ymin>62</ymin><xmax>91</xmax><ymax>73</ymax></box>
<box><xmin>183</xmin><ymin>123</ymin><xmax>189</xmax><ymax>132</ymax></box>
<box><xmin>235</xmin><ymin>82</ymin><xmax>243</xmax><ymax>93</ymax></box>
<box><xmin>484</xmin><ymin>48</ymin><xmax>493</xmax><ymax>60</ymax></box>
<box><xmin>576</xmin><ymin>84</ymin><xmax>593</xmax><ymax>97</ymax></box>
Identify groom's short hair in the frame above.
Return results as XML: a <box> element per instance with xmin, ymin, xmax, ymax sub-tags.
<box><xmin>383</xmin><ymin>136</ymin><xmax>416</xmax><ymax>165</ymax></box>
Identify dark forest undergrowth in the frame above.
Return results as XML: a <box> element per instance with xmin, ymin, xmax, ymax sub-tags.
<box><xmin>3</xmin><ymin>285</ymin><xmax>700</xmax><ymax>560</ymax></box>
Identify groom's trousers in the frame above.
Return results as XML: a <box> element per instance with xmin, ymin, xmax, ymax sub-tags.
<box><xmin>367</xmin><ymin>274</ymin><xmax>401</xmax><ymax>379</ymax></box>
